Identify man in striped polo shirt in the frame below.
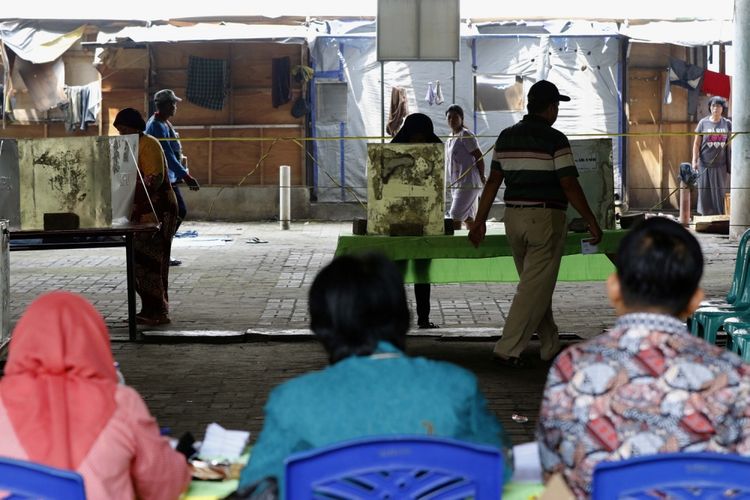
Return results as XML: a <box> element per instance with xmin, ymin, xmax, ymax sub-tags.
<box><xmin>469</xmin><ymin>80</ymin><xmax>602</xmax><ymax>368</ymax></box>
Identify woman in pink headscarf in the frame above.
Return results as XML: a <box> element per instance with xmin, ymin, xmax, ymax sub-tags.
<box><xmin>0</xmin><ymin>291</ymin><xmax>190</xmax><ymax>499</ymax></box>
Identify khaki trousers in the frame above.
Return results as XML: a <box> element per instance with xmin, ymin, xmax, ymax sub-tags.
<box><xmin>493</xmin><ymin>207</ymin><xmax>567</xmax><ymax>360</ymax></box>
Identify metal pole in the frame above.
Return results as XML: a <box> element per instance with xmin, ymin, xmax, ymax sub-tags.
<box><xmin>0</xmin><ymin>220</ymin><xmax>9</xmax><ymax>350</ymax></box>
<box><xmin>381</xmin><ymin>61</ymin><xmax>385</xmax><ymax>142</ymax></box>
<box><xmin>731</xmin><ymin>0</ymin><xmax>750</xmax><ymax>239</ymax></box>
<box><xmin>279</xmin><ymin>165</ymin><xmax>291</xmax><ymax>230</ymax></box>
<box><xmin>452</xmin><ymin>60</ymin><xmax>456</xmax><ymax>104</ymax></box>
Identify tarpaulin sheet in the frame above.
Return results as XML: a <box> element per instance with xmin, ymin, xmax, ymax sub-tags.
<box><xmin>0</xmin><ymin>22</ymin><xmax>84</xmax><ymax>64</ymax></box>
<box><xmin>310</xmin><ymin>33</ymin><xmax>623</xmax><ymax>202</ymax></box>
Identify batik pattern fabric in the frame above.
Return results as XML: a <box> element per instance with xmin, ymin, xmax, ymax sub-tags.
<box><xmin>186</xmin><ymin>55</ymin><xmax>228</xmax><ymax>110</ymax></box>
<box><xmin>537</xmin><ymin>313</ymin><xmax>750</xmax><ymax>499</ymax></box>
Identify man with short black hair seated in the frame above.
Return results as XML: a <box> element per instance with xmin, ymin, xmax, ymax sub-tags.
<box><xmin>537</xmin><ymin>217</ymin><xmax>750</xmax><ymax>498</ymax></box>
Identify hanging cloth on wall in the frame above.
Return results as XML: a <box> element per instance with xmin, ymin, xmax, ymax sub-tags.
<box><xmin>701</xmin><ymin>69</ymin><xmax>730</xmax><ymax>99</ymax></box>
<box><xmin>665</xmin><ymin>57</ymin><xmax>704</xmax><ymax>115</ymax></box>
<box><xmin>272</xmin><ymin>56</ymin><xmax>292</xmax><ymax>108</ymax></box>
<box><xmin>61</xmin><ymin>81</ymin><xmax>101</xmax><ymax>131</ymax></box>
<box><xmin>186</xmin><ymin>55</ymin><xmax>228</xmax><ymax>110</ymax></box>
<box><xmin>386</xmin><ymin>86</ymin><xmax>409</xmax><ymax>137</ymax></box>
<box><xmin>425</xmin><ymin>81</ymin><xmax>436</xmax><ymax>105</ymax></box>
<box><xmin>434</xmin><ymin>80</ymin><xmax>444</xmax><ymax>105</ymax></box>
<box><xmin>79</xmin><ymin>81</ymin><xmax>101</xmax><ymax>130</ymax></box>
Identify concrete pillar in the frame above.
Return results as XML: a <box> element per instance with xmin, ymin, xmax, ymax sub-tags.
<box><xmin>0</xmin><ymin>220</ymin><xmax>9</xmax><ymax>349</ymax></box>
<box><xmin>731</xmin><ymin>0</ymin><xmax>750</xmax><ymax>239</ymax></box>
<box><xmin>279</xmin><ymin>165</ymin><xmax>291</xmax><ymax>230</ymax></box>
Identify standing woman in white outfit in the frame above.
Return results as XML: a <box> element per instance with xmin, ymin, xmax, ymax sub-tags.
<box><xmin>445</xmin><ymin>105</ymin><xmax>486</xmax><ymax>229</ymax></box>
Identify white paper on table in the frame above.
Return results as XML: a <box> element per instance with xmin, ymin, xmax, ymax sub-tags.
<box><xmin>511</xmin><ymin>441</ymin><xmax>543</xmax><ymax>483</ymax></box>
<box><xmin>198</xmin><ymin>422</ymin><xmax>250</xmax><ymax>460</ymax></box>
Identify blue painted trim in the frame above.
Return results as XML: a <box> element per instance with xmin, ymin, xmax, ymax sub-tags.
<box><xmin>339</xmin><ymin>122</ymin><xmax>346</xmax><ymax>201</ymax></box>
<box><xmin>315</xmin><ymin>70</ymin><xmax>341</xmax><ymax>78</ymax></box>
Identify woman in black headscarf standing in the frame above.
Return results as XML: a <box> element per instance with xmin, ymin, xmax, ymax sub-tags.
<box><xmin>113</xmin><ymin>108</ymin><xmax>178</xmax><ymax>326</ymax></box>
<box><xmin>391</xmin><ymin>113</ymin><xmax>442</xmax><ymax>329</ymax></box>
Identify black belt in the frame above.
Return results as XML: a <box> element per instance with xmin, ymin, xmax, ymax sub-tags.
<box><xmin>505</xmin><ymin>202</ymin><xmax>567</xmax><ymax>211</ymax></box>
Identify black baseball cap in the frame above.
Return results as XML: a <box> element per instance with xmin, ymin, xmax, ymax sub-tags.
<box><xmin>528</xmin><ymin>80</ymin><xmax>570</xmax><ymax>108</ymax></box>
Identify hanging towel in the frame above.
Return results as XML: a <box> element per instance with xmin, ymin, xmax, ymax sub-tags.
<box><xmin>62</xmin><ymin>85</ymin><xmax>82</xmax><ymax>131</ymax></box>
<box><xmin>666</xmin><ymin>57</ymin><xmax>704</xmax><ymax>115</ymax></box>
<box><xmin>425</xmin><ymin>81</ymin><xmax>436</xmax><ymax>105</ymax></box>
<box><xmin>186</xmin><ymin>55</ymin><xmax>228</xmax><ymax>110</ymax></box>
<box><xmin>701</xmin><ymin>69</ymin><xmax>730</xmax><ymax>99</ymax></box>
<box><xmin>434</xmin><ymin>80</ymin><xmax>444</xmax><ymax>105</ymax></box>
<box><xmin>79</xmin><ymin>81</ymin><xmax>101</xmax><ymax>130</ymax></box>
<box><xmin>272</xmin><ymin>57</ymin><xmax>292</xmax><ymax>108</ymax></box>
<box><xmin>386</xmin><ymin>86</ymin><xmax>409</xmax><ymax>137</ymax></box>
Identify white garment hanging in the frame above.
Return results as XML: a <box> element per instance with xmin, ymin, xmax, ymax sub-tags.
<box><xmin>435</xmin><ymin>80</ymin><xmax>444</xmax><ymax>105</ymax></box>
<box><xmin>425</xmin><ymin>81</ymin><xmax>436</xmax><ymax>105</ymax></box>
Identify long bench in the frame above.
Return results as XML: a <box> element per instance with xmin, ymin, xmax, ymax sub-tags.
<box><xmin>7</xmin><ymin>223</ymin><xmax>159</xmax><ymax>342</ymax></box>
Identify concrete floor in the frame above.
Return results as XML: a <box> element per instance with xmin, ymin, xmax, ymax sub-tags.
<box><xmin>4</xmin><ymin>221</ymin><xmax>736</xmax><ymax>446</ymax></box>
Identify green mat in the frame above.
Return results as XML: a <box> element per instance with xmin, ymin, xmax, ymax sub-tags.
<box><xmin>335</xmin><ymin>230</ymin><xmax>625</xmax><ymax>283</ymax></box>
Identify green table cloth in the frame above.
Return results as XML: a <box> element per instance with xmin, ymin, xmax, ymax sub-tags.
<box><xmin>335</xmin><ymin>230</ymin><xmax>626</xmax><ymax>283</ymax></box>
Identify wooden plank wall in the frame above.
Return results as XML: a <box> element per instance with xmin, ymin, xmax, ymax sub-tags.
<box><xmin>2</xmin><ymin>40</ymin><xmax>306</xmax><ymax>188</ymax></box>
<box><xmin>627</xmin><ymin>43</ymin><xmax>694</xmax><ymax>210</ymax></box>
<box><xmin>148</xmin><ymin>41</ymin><xmax>306</xmax><ymax>187</ymax></box>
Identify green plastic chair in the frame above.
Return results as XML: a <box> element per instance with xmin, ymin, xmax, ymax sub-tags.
<box><xmin>705</xmin><ymin>228</ymin><xmax>750</xmax><ymax>306</ymax></box>
<box><xmin>689</xmin><ymin>229</ymin><xmax>750</xmax><ymax>344</ymax></box>
<box><xmin>723</xmin><ymin>318</ymin><xmax>750</xmax><ymax>360</ymax></box>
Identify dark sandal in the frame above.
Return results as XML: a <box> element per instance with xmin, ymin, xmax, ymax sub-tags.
<box><xmin>418</xmin><ymin>322</ymin><xmax>440</xmax><ymax>329</ymax></box>
<box><xmin>492</xmin><ymin>355</ymin><xmax>529</xmax><ymax>368</ymax></box>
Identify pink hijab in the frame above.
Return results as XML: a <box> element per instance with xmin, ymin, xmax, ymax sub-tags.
<box><xmin>0</xmin><ymin>291</ymin><xmax>118</xmax><ymax>470</ymax></box>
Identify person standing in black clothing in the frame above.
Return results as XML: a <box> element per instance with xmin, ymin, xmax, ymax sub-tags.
<box><xmin>391</xmin><ymin>113</ymin><xmax>442</xmax><ymax>329</ymax></box>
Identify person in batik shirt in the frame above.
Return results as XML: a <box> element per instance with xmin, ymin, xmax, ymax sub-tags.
<box><xmin>537</xmin><ymin>216</ymin><xmax>750</xmax><ymax>498</ymax></box>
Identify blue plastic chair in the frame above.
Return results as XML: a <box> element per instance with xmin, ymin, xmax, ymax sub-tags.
<box><xmin>0</xmin><ymin>456</ymin><xmax>86</xmax><ymax>499</ymax></box>
<box><xmin>592</xmin><ymin>452</ymin><xmax>750</xmax><ymax>500</ymax></box>
<box><xmin>284</xmin><ymin>435</ymin><xmax>503</xmax><ymax>499</ymax></box>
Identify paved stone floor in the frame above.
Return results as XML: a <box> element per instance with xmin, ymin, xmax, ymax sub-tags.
<box><xmin>3</xmin><ymin>221</ymin><xmax>736</xmax><ymax>447</ymax></box>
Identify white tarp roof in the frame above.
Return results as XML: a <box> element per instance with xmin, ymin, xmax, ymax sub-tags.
<box><xmin>0</xmin><ymin>0</ymin><xmax>734</xmax><ymax>22</ymax></box>
<box><xmin>94</xmin><ymin>23</ymin><xmax>309</xmax><ymax>45</ymax></box>
<box><xmin>91</xmin><ymin>19</ymin><xmax>734</xmax><ymax>47</ymax></box>
<box><xmin>620</xmin><ymin>20</ymin><xmax>734</xmax><ymax>46</ymax></box>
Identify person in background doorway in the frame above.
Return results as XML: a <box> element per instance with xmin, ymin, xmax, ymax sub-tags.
<box><xmin>145</xmin><ymin>89</ymin><xmax>200</xmax><ymax>266</ymax></box>
<box><xmin>445</xmin><ymin>104</ymin><xmax>486</xmax><ymax>230</ymax></box>
<box><xmin>239</xmin><ymin>254</ymin><xmax>511</xmax><ymax>497</ymax></box>
<box><xmin>692</xmin><ymin>96</ymin><xmax>731</xmax><ymax>215</ymax></box>
<box><xmin>0</xmin><ymin>291</ymin><xmax>190</xmax><ymax>499</ymax></box>
<box><xmin>470</xmin><ymin>80</ymin><xmax>602</xmax><ymax>367</ymax></box>
<box><xmin>391</xmin><ymin>113</ymin><xmax>443</xmax><ymax>329</ymax></box>
<box><xmin>114</xmin><ymin>108</ymin><xmax>178</xmax><ymax>326</ymax></box>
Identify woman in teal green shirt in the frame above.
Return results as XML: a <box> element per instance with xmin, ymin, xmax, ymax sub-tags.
<box><xmin>239</xmin><ymin>253</ymin><xmax>511</xmax><ymax>495</ymax></box>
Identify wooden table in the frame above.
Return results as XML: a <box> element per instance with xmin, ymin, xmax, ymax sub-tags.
<box><xmin>9</xmin><ymin>223</ymin><xmax>159</xmax><ymax>341</ymax></box>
